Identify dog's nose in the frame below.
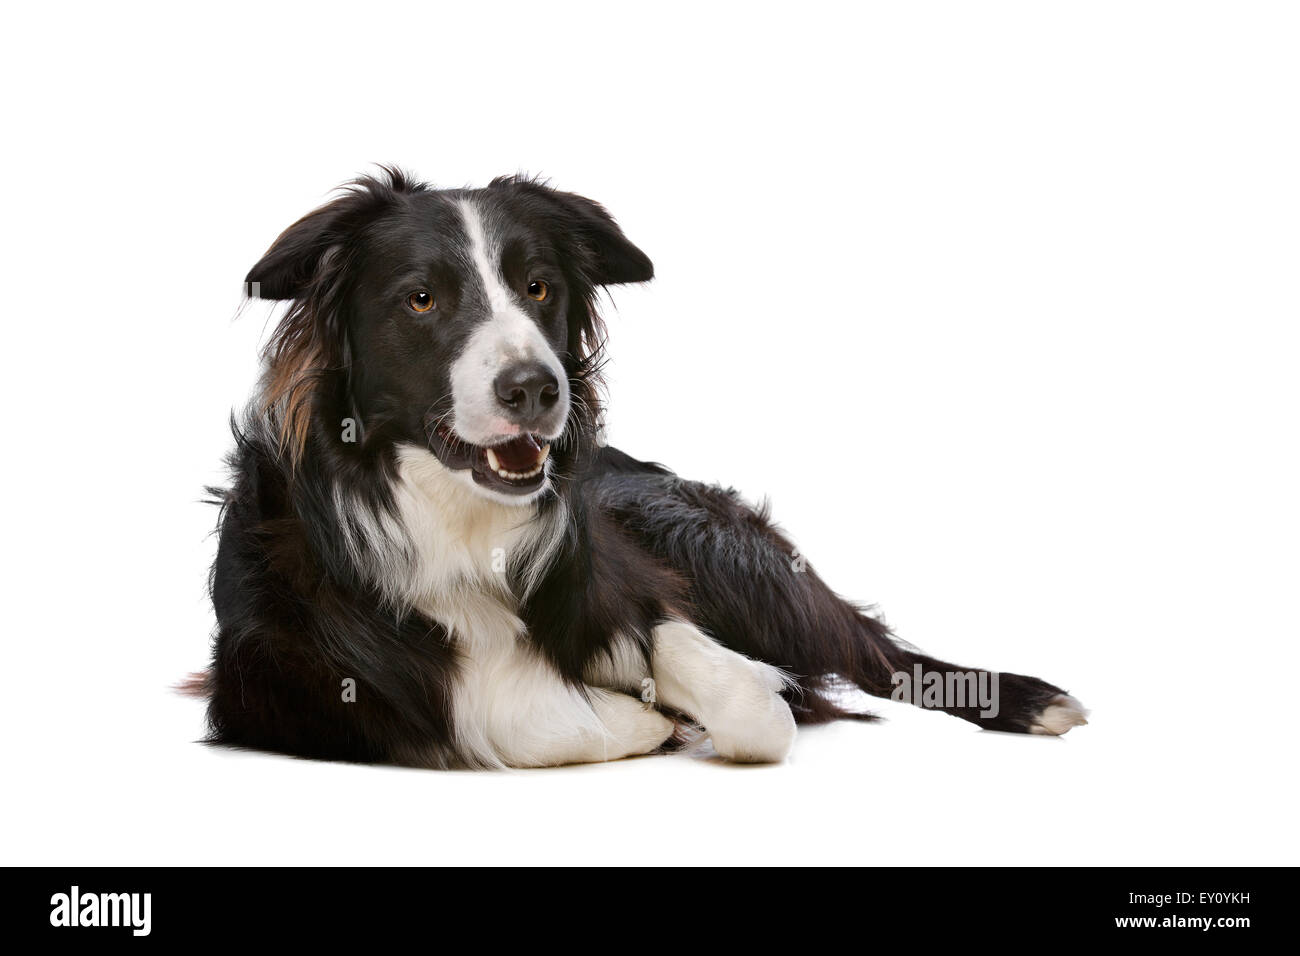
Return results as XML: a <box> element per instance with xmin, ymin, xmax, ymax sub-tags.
<box><xmin>494</xmin><ymin>362</ymin><xmax>560</xmax><ymax>419</ymax></box>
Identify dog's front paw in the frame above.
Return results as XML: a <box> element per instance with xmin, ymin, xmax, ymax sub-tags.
<box><xmin>707</xmin><ymin>672</ymin><xmax>797</xmax><ymax>763</ymax></box>
<box><xmin>1028</xmin><ymin>694</ymin><xmax>1090</xmax><ymax>736</ymax></box>
<box><xmin>593</xmin><ymin>692</ymin><xmax>677</xmax><ymax>759</ymax></box>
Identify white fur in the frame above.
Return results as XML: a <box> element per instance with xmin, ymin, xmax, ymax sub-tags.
<box><xmin>445</xmin><ymin>596</ymin><xmax>670</xmax><ymax>768</ymax></box>
<box><xmin>374</xmin><ymin>444</ymin><xmax>566</xmax><ymax>604</ymax></box>
<box><xmin>583</xmin><ymin>634</ymin><xmax>652</xmax><ymax>694</ymax></box>
<box><xmin>332</xmin><ymin>485</ymin><xmax>414</xmax><ymax>602</ymax></box>
<box><xmin>1029</xmin><ymin>694</ymin><xmax>1090</xmax><ymax>735</ymax></box>
<box><xmin>337</xmin><ymin>446</ymin><xmax>796</xmax><ymax>768</ymax></box>
<box><xmin>449</xmin><ymin>199</ymin><xmax>569</xmax><ymax>445</ymax></box>
<box><xmin>649</xmin><ymin>619</ymin><xmax>797</xmax><ymax>763</ymax></box>
<box><xmin>376</xmin><ymin>444</ymin><xmax>669</xmax><ymax>767</ymax></box>
<box><xmin>582</xmin><ymin>622</ymin><xmax>803</xmax><ymax>764</ymax></box>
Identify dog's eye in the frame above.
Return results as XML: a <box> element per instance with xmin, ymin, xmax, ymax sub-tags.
<box><xmin>408</xmin><ymin>290</ymin><xmax>436</xmax><ymax>313</ymax></box>
<box><xmin>527</xmin><ymin>280</ymin><xmax>549</xmax><ymax>302</ymax></box>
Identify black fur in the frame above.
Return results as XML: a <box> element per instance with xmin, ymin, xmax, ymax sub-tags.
<box><xmin>199</xmin><ymin>169</ymin><xmax>1079</xmax><ymax>767</ymax></box>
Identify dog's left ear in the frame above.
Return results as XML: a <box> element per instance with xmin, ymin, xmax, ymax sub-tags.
<box><xmin>491</xmin><ymin>176</ymin><xmax>654</xmax><ymax>286</ymax></box>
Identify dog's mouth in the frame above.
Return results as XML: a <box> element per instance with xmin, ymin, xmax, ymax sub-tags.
<box><xmin>431</xmin><ymin>423</ymin><xmax>551</xmax><ymax>495</ymax></box>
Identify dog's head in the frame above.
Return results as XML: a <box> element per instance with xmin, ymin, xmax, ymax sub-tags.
<box><xmin>247</xmin><ymin>169</ymin><xmax>652</xmax><ymax>502</ymax></box>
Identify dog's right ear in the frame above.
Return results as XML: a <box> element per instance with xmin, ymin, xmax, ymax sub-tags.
<box><xmin>245</xmin><ymin>198</ymin><xmax>363</xmax><ymax>301</ymax></box>
<box><xmin>245</xmin><ymin>169</ymin><xmax>421</xmax><ymax>300</ymax></box>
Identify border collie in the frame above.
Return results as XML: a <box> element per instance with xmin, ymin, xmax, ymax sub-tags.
<box><xmin>195</xmin><ymin>169</ymin><xmax>1087</xmax><ymax>768</ymax></box>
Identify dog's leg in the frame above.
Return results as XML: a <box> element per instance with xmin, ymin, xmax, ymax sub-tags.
<box><xmin>599</xmin><ymin>476</ymin><xmax>1087</xmax><ymax>735</ymax></box>
<box><xmin>650</xmin><ymin>619</ymin><xmax>797</xmax><ymax>763</ymax></box>
<box><xmin>454</xmin><ymin>641</ymin><xmax>675</xmax><ymax>769</ymax></box>
<box><xmin>503</xmin><ymin>690</ymin><xmax>675</xmax><ymax>769</ymax></box>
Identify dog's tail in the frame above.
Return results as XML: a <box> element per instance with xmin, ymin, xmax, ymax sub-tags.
<box><xmin>174</xmin><ymin>669</ymin><xmax>214</xmax><ymax>700</ymax></box>
<box><xmin>841</xmin><ymin>609</ymin><xmax>1088</xmax><ymax>735</ymax></box>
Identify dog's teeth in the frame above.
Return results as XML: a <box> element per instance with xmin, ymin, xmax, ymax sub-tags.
<box><xmin>485</xmin><ymin>443</ymin><xmax>547</xmax><ymax>482</ymax></box>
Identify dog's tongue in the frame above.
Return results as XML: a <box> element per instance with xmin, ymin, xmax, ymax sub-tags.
<box><xmin>492</xmin><ymin>434</ymin><xmax>544</xmax><ymax>471</ymax></box>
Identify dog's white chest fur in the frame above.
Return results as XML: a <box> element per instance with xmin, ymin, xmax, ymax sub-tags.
<box><xmin>388</xmin><ymin>445</ymin><xmax>559</xmax><ymax>615</ymax></box>
<box><xmin>335</xmin><ymin>444</ymin><xmax>797</xmax><ymax>768</ymax></box>
<box><xmin>383</xmin><ymin>446</ymin><xmax>603</xmax><ymax>767</ymax></box>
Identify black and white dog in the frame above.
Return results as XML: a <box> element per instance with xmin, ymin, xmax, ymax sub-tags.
<box><xmin>196</xmin><ymin>169</ymin><xmax>1086</xmax><ymax>768</ymax></box>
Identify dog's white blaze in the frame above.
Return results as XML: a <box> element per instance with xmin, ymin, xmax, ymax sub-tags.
<box><xmin>449</xmin><ymin>199</ymin><xmax>569</xmax><ymax>446</ymax></box>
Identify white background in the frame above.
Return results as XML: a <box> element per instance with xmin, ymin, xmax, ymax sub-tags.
<box><xmin>2</xmin><ymin>1</ymin><xmax>1296</xmax><ymax>866</ymax></box>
